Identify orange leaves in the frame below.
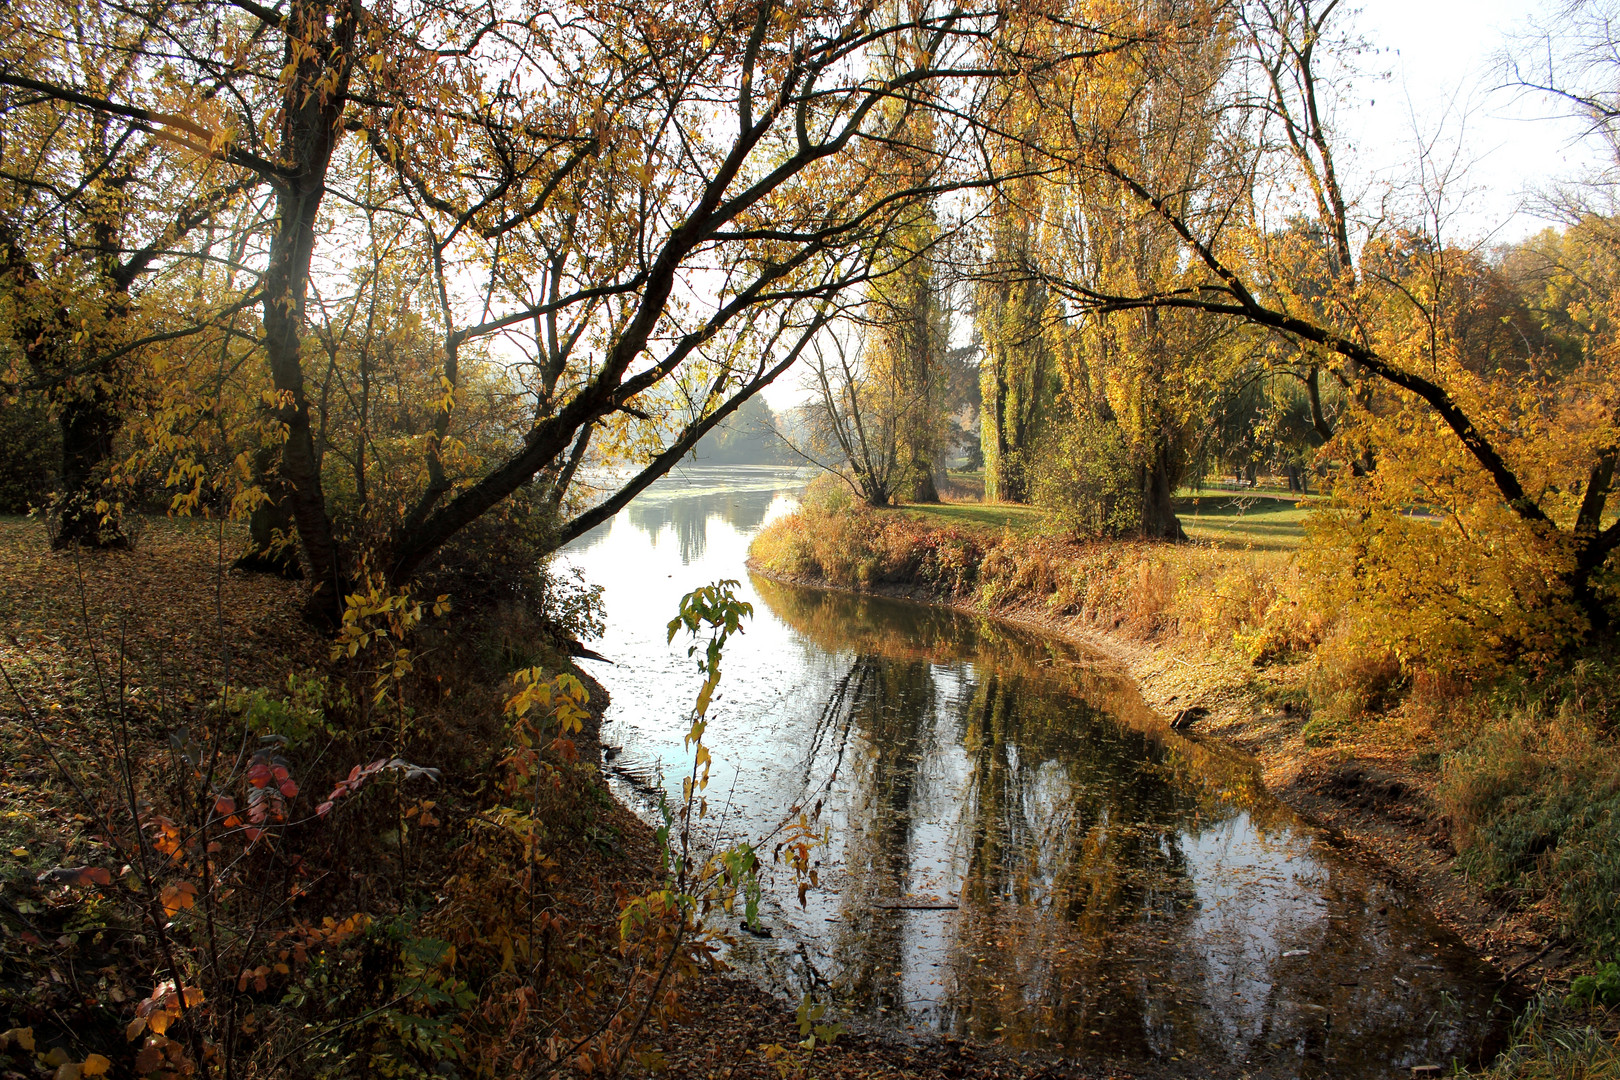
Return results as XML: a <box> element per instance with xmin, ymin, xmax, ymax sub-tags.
<box><xmin>132</xmin><ymin>1044</ymin><xmax>164</xmax><ymax>1074</ymax></box>
<box><xmin>146</xmin><ymin>816</ymin><xmax>183</xmax><ymax>858</ymax></box>
<box><xmin>125</xmin><ymin>980</ymin><xmax>203</xmax><ymax>1041</ymax></box>
<box><xmin>308</xmin><ymin>912</ymin><xmax>371</xmax><ymax>947</ymax></box>
<box><xmin>235</xmin><ymin>960</ymin><xmax>288</xmax><ymax>992</ymax></box>
<box><xmin>159</xmin><ymin>881</ymin><xmax>197</xmax><ymax>919</ymax></box>
<box><xmin>131</xmin><ymin>1033</ymin><xmax>194</xmax><ymax>1077</ymax></box>
<box><xmin>773</xmin><ymin>812</ymin><xmax>829</xmax><ymax>910</ymax></box>
<box><xmin>40</xmin><ymin>1048</ymin><xmax>110</xmax><ymax>1080</ymax></box>
<box><xmin>403</xmin><ymin>799</ymin><xmax>440</xmax><ymax>827</ymax></box>
<box><xmin>212</xmin><ymin>794</ymin><xmax>240</xmax><ymax>829</ymax></box>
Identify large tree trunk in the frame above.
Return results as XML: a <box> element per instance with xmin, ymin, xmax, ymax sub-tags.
<box><xmin>2</xmin><ymin>232</ymin><xmax>127</xmax><ymax>548</ymax></box>
<box><xmin>908</xmin><ymin>473</ymin><xmax>940</xmax><ymax>504</ymax></box>
<box><xmin>982</xmin><ymin>357</ymin><xmax>1029</xmax><ymax>503</ymax></box>
<box><xmin>263</xmin><ymin>179</ymin><xmax>342</xmax><ymax>613</ymax></box>
<box><xmin>260</xmin><ymin>3</ymin><xmax>357</xmax><ymax>620</ymax></box>
<box><xmin>233</xmin><ymin>443</ymin><xmax>302</xmax><ymax>578</ymax></box>
<box><xmin>1140</xmin><ymin>439</ymin><xmax>1185</xmax><ymax>541</ymax></box>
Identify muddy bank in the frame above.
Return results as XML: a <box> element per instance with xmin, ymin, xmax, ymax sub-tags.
<box><xmin>742</xmin><ymin>559</ymin><xmax>1566</xmax><ymax>998</ymax></box>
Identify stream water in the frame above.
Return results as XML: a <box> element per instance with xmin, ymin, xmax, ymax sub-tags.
<box><xmin>560</xmin><ymin>465</ymin><xmax>1515</xmax><ymax>1078</ymax></box>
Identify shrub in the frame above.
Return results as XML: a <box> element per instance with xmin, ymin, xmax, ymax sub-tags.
<box><xmin>1568</xmin><ymin>962</ymin><xmax>1620</xmax><ymax>1009</ymax></box>
<box><xmin>1028</xmin><ymin>414</ymin><xmax>1140</xmax><ymax>539</ymax></box>
<box><xmin>1302</xmin><ymin>628</ymin><xmax>1407</xmax><ymax>740</ymax></box>
<box><xmin>1302</xmin><ymin>498</ymin><xmax>1587</xmax><ymax>677</ymax></box>
<box><xmin>1440</xmin><ymin>670</ymin><xmax>1620</xmax><ymax>954</ymax></box>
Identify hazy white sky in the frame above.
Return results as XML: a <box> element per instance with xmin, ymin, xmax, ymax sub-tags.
<box><xmin>1342</xmin><ymin>0</ymin><xmax>1601</xmax><ymax>242</ymax></box>
<box><xmin>760</xmin><ymin>0</ymin><xmax>1602</xmax><ymax>412</ymax></box>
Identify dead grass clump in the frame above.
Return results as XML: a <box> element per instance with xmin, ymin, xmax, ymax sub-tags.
<box><xmin>1194</xmin><ymin>561</ymin><xmax>1278</xmax><ymax>644</ymax></box>
<box><xmin>1300</xmin><ymin>628</ymin><xmax>1407</xmax><ymax>743</ymax></box>
<box><xmin>1124</xmin><ymin>558</ymin><xmax>1177</xmax><ymax>635</ymax></box>
<box><xmin>753</xmin><ymin>501</ymin><xmax>1314</xmax><ymax>652</ymax></box>
<box><xmin>1438</xmin><ymin>668</ymin><xmax>1620</xmax><ymax>953</ymax></box>
<box><xmin>753</xmin><ymin>481</ymin><xmax>989</xmax><ymax>595</ymax></box>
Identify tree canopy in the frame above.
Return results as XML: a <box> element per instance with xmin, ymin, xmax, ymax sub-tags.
<box><xmin>3</xmin><ymin>0</ymin><xmax>1619</xmax><ymax>647</ymax></box>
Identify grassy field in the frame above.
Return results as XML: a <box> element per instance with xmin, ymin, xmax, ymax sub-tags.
<box><xmin>904</xmin><ymin>485</ymin><xmax>1311</xmax><ymax>551</ymax></box>
<box><xmin>899</xmin><ymin>500</ymin><xmax>1046</xmax><ymax>535</ymax></box>
<box><xmin>1176</xmin><ymin>494</ymin><xmax>1311</xmax><ymax>551</ymax></box>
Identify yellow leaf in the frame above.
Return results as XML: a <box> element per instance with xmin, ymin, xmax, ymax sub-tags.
<box><xmin>81</xmin><ymin>1054</ymin><xmax>111</xmax><ymax>1076</ymax></box>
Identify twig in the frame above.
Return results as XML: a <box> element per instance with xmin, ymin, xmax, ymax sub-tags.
<box><xmin>1503</xmin><ymin>941</ymin><xmax>1556</xmax><ymax>982</ymax></box>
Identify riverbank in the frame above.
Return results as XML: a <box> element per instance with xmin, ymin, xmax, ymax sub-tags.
<box><xmin>0</xmin><ymin>514</ymin><xmax>1187</xmax><ymax>1079</ymax></box>
<box><xmin>747</xmin><ymin>492</ymin><xmax>1582</xmax><ymax>1002</ymax></box>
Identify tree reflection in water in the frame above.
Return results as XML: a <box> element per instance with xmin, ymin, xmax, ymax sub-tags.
<box><xmin>626</xmin><ymin>487</ymin><xmax>780</xmax><ymax>563</ymax></box>
<box><xmin>752</xmin><ymin>576</ymin><xmax>1513</xmax><ymax>1079</ymax></box>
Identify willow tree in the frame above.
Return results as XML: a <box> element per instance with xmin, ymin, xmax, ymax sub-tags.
<box><xmin>977</xmin><ymin>0</ymin><xmax>1236</xmax><ymax>538</ymax></box>
<box><xmin>975</xmin><ymin>174</ymin><xmax>1059</xmax><ymax>504</ymax></box>
<box><xmin>1006</xmin><ymin>0</ymin><xmax>1620</xmax><ymax>646</ymax></box>
<box><xmin>861</xmin><ymin>227</ymin><xmax>956</xmax><ymax>503</ymax></box>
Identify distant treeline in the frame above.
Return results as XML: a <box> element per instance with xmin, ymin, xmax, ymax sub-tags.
<box><xmin>687</xmin><ymin>397</ymin><xmax>799</xmax><ymax>466</ymax></box>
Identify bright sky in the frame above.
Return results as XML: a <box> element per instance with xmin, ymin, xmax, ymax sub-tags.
<box><xmin>760</xmin><ymin>0</ymin><xmax>1604</xmax><ymax>413</ymax></box>
<box><xmin>1343</xmin><ymin>0</ymin><xmax>1603</xmax><ymax>243</ymax></box>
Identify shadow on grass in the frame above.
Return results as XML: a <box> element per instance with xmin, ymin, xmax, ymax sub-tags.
<box><xmin>1176</xmin><ymin>494</ymin><xmax>1309</xmax><ymax>551</ymax></box>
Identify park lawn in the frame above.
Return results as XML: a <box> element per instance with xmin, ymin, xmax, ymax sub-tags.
<box><xmin>1175</xmin><ymin>493</ymin><xmax>1311</xmax><ymax>551</ymax></box>
<box><xmin>899</xmin><ymin>500</ymin><xmax>1046</xmax><ymax>536</ymax></box>
<box><xmin>901</xmin><ymin>492</ymin><xmax>1311</xmax><ymax>551</ymax></box>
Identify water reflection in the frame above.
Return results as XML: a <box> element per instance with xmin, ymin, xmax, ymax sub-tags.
<box><xmin>561</xmin><ymin>468</ymin><xmax>1513</xmax><ymax>1079</ymax></box>
<box><xmin>750</xmin><ymin>582</ymin><xmax>1512</xmax><ymax>1077</ymax></box>
<box><xmin>572</xmin><ymin>465</ymin><xmax>790</xmax><ymax>561</ymax></box>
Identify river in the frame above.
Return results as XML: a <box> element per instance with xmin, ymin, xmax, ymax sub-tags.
<box><xmin>559</xmin><ymin>465</ymin><xmax>1513</xmax><ymax>1078</ymax></box>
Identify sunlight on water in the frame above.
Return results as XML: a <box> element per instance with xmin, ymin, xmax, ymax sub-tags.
<box><xmin>561</xmin><ymin>466</ymin><xmax>1513</xmax><ymax>1078</ymax></box>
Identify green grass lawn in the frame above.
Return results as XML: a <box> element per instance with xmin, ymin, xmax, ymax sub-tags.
<box><xmin>899</xmin><ymin>500</ymin><xmax>1046</xmax><ymax>535</ymax></box>
<box><xmin>1175</xmin><ymin>494</ymin><xmax>1310</xmax><ymax>551</ymax></box>
<box><xmin>895</xmin><ymin>492</ymin><xmax>1310</xmax><ymax>551</ymax></box>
